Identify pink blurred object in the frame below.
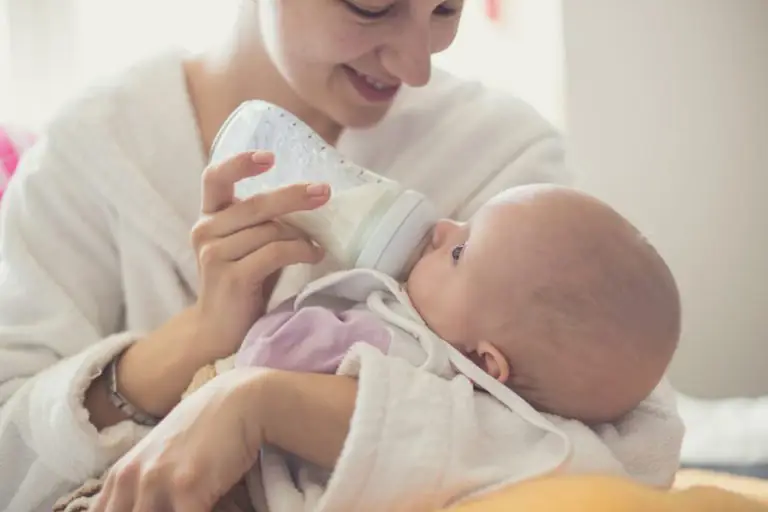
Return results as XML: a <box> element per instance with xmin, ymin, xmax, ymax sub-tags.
<box><xmin>485</xmin><ymin>0</ymin><xmax>500</xmax><ymax>21</ymax></box>
<box><xmin>0</xmin><ymin>125</ymin><xmax>35</xmax><ymax>200</ymax></box>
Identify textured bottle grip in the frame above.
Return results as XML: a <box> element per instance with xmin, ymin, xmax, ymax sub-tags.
<box><xmin>210</xmin><ymin>100</ymin><xmax>392</xmax><ymax>200</ymax></box>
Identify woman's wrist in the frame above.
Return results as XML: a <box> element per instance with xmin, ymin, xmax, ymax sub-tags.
<box><xmin>85</xmin><ymin>307</ymin><xmax>208</xmax><ymax>430</ymax></box>
<box><xmin>243</xmin><ymin>370</ymin><xmax>357</xmax><ymax>470</ymax></box>
<box><xmin>117</xmin><ymin>306</ymin><xmax>211</xmax><ymax>418</ymax></box>
<box><xmin>84</xmin><ymin>371</ymin><xmax>130</xmax><ymax>430</ymax></box>
<box><xmin>85</xmin><ymin>307</ymin><xmax>214</xmax><ymax>431</ymax></box>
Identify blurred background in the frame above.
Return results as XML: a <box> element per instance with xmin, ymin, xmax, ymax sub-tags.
<box><xmin>2</xmin><ymin>0</ymin><xmax>767</xmax><ymax>472</ymax></box>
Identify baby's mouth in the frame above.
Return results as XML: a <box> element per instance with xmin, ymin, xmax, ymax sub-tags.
<box><xmin>398</xmin><ymin>229</ymin><xmax>434</xmax><ymax>281</ymax></box>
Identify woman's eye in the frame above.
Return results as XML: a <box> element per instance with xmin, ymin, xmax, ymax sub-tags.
<box><xmin>451</xmin><ymin>243</ymin><xmax>465</xmax><ymax>263</ymax></box>
<box><xmin>342</xmin><ymin>0</ymin><xmax>393</xmax><ymax>19</ymax></box>
<box><xmin>434</xmin><ymin>2</ymin><xmax>460</xmax><ymax>17</ymax></box>
<box><xmin>342</xmin><ymin>1</ymin><xmax>459</xmax><ymax>20</ymax></box>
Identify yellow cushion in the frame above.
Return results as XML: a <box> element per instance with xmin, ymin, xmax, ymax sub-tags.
<box><xmin>675</xmin><ymin>469</ymin><xmax>768</xmax><ymax>503</ymax></box>
<box><xmin>444</xmin><ymin>474</ymin><xmax>768</xmax><ymax>512</ymax></box>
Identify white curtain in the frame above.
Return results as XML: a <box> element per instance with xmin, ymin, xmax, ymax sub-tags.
<box><xmin>1</xmin><ymin>0</ymin><xmax>77</xmax><ymax>127</ymax></box>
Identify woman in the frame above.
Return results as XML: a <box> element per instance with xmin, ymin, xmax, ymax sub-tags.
<box><xmin>0</xmin><ymin>1</ymin><xmax>681</xmax><ymax>511</ymax></box>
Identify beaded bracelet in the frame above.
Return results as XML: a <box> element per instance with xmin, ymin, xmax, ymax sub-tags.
<box><xmin>105</xmin><ymin>352</ymin><xmax>161</xmax><ymax>427</ymax></box>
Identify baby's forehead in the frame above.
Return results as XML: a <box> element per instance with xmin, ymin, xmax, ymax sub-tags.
<box><xmin>464</xmin><ymin>211</ymin><xmax>527</xmax><ymax>298</ymax></box>
<box><xmin>466</xmin><ymin>189</ymin><xmax>608</xmax><ymax>295</ymax></box>
<box><xmin>473</xmin><ymin>186</ymin><xmax>613</xmax><ymax>243</ymax></box>
<box><xmin>469</xmin><ymin>196</ymin><xmax>546</xmax><ymax>250</ymax></box>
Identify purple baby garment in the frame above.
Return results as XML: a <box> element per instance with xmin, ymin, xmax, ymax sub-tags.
<box><xmin>235</xmin><ymin>298</ymin><xmax>392</xmax><ymax>373</ymax></box>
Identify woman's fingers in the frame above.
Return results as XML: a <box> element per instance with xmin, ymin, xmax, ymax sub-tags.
<box><xmin>88</xmin><ymin>479</ymin><xmax>111</xmax><ymax>512</ymax></box>
<box><xmin>90</xmin><ymin>470</ymin><xmax>134</xmax><ymax>512</ymax></box>
<box><xmin>92</xmin><ymin>464</ymin><xmax>212</xmax><ymax>512</ymax></box>
<box><xmin>201</xmin><ymin>151</ymin><xmax>274</xmax><ymax>215</ymax></box>
<box><xmin>194</xmin><ymin>182</ymin><xmax>331</xmax><ymax>244</ymax></box>
<box><xmin>130</xmin><ymin>463</ymin><xmax>176</xmax><ymax>512</ymax></box>
<box><xmin>234</xmin><ymin>182</ymin><xmax>330</xmax><ymax>223</ymax></box>
<box><xmin>235</xmin><ymin>238</ymin><xmax>324</xmax><ymax>286</ymax></box>
<box><xmin>169</xmin><ymin>491</ymin><xmax>213</xmax><ymax>512</ymax></box>
<box><xmin>199</xmin><ymin>221</ymin><xmax>305</xmax><ymax>263</ymax></box>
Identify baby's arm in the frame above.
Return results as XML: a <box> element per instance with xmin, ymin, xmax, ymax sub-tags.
<box><xmin>235</xmin><ymin>301</ymin><xmax>392</xmax><ymax>374</ymax></box>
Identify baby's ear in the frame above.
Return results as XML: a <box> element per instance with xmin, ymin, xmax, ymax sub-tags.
<box><xmin>476</xmin><ymin>341</ymin><xmax>510</xmax><ymax>383</ymax></box>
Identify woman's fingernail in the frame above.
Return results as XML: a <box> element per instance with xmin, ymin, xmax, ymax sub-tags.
<box><xmin>251</xmin><ymin>152</ymin><xmax>273</xmax><ymax>166</ymax></box>
<box><xmin>306</xmin><ymin>184</ymin><xmax>330</xmax><ymax>197</ymax></box>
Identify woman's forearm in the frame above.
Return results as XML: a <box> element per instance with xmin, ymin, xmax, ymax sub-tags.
<box><xmin>85</xmin><ymin>307</ymin><xmax>206</xmax><ymax>430</ymax></box>
<box><xmin>255</xmin><ymin>370</ymin><xmax>358</xmax><ymax>470</ymax></box>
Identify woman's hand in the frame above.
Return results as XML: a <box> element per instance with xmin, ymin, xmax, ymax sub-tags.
<box><xmin>86</xmin><ymin>151</ymin><xmax>330</xmax><ymax>427</ymax></box>
<box><xmin>190</xmin><ymin>151</ymin><xmax>329</xmax><ymax>363</ymax></box>
<box><xmin>91</xmin><ymin>368</ymin><xmax>358</xmax><ymax>511</ymax></box>
<box><xmin>91</xmin><ymin>368</ymin><xmax>268</xmax><ymax>512</ymax></box>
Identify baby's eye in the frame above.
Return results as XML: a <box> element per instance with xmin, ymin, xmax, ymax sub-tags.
<box><xmin>451</xmin><ymin>243</ymin><xmax>465</xmax><ymax>263</ymax></box>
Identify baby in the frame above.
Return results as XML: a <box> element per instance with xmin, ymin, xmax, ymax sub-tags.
<box><xmin>237</xmin><ymin>183</ymin><xmax>681</xmax><ymax>424</ymax></box>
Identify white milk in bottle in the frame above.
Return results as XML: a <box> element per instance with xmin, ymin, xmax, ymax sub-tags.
<box><xmin>209</xmin><ymin>100</ymin><xmax>438</xmax><ymax>280</ymax></box>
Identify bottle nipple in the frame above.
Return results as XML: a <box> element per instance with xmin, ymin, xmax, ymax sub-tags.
<box><xmin>399</xmin><ymin>228</ymin><xmax>434</xmax><ymax>280</ymax></box>
<box><xmin>354</xmin><ymin>188</ymin><xmax>438</xmax><ymax>278</ymax></box>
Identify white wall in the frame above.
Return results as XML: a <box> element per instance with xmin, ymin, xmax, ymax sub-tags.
<box><xmin>562</xmin><ymin>0</ymin><xmax>768</xmax><ymax>398</ymax></box>
<box><xmin>434</xmin><ymin>0</ymin><xmax>565</xmax><ymax>128</ymax></box>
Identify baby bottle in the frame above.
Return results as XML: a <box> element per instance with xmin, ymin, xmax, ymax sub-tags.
<box><xmin>209</xmin><ymin>100</ymin><xmax>438</xmax><ymax>279</ymax></box>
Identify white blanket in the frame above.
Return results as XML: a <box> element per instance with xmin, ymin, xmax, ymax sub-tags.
<box><xmin>678</xmin><ymin>393</ymin><xmax>768</xmax><ymax>466</ymax></box>
<box><xmin>248</xmin><ymin>269</ymin><xmax>685</xmax><ymax>512</ymax></box>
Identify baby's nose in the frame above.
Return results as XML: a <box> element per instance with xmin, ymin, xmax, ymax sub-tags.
<box><xmin>432</xmin><ymin>219</ymin><xmax>461</xmax><ymax>246</ymax></box>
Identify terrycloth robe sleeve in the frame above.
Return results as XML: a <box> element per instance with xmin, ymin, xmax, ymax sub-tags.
<box><xmin>312</xmin><ymin>346</ymin><xmax>683</xmax><ymax>511</ymax></box>
<box><xmin>0</xmin><ymin>125</ymin><xmax>151</xmax><ymax>512</ymax></box>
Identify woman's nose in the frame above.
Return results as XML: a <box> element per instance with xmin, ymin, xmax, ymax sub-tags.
<box><xmin>380</xmin><ymin>19</ymin><xmax>432</xmax><ymax>87</ymax></box>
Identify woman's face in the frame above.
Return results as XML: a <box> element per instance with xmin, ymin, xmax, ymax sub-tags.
<box><xmin>256</xmin><ymin>0</ymin><xmax>464</xmax><ymax>128</ymax></box>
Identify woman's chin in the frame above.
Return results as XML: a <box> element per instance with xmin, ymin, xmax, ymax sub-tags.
<box><xmin>332</xmin><ymin>101</ymin><xmax>394</xmax><ymax>130</ymax></box>
<box><xmin>327</xmin><ymin>82</ymin><xmax>397</xmax><ymax>129</ymax></box>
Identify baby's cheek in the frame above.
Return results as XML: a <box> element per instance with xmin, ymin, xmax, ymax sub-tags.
<box><xmin>404</xmin><ymin>263</ymin><xmax>429</xmax><ymax>303</ymax></box>
<box><xmin>406</xmin><ymin>277</ymin><xmax>438</xmax><ymax>324</ymax></box>
<box><xmin>423</xmin><ymin>299</ymin><xmax>472</xmax><ymax>345</ymax></box>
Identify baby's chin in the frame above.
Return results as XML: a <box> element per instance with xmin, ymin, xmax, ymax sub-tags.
<box><xmin>401</xmin><ymin>276</ymin><xmax>421</xmax><ymax>303</ymax></box>
<box><xmin>401</xmin><ymin>281</ymin><xmax>423</xmax><ymax>316</ymax></box>
<box><xmin>401</xmin><ymin>283</ymin><xmax>441</xmax><ymax>334</ymax></box>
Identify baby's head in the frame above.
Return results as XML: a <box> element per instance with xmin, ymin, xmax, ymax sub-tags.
<box><xmin>405</xmin><ymin>184</ymin><xmax>681</xmax><ymax>424</ymax></box>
